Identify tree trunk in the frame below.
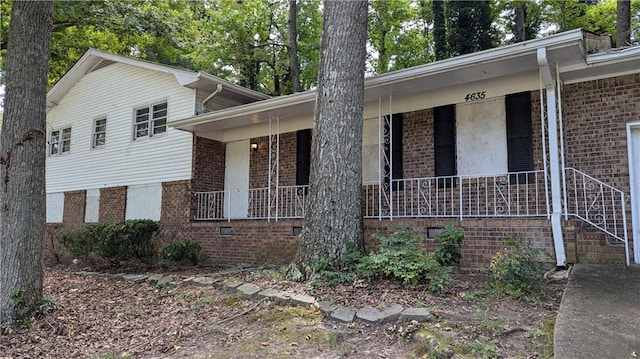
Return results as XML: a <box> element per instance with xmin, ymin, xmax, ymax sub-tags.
<box><xmin>288</xmin><ymin>0</ymin><xmax>301</xmax><ymax>93</ymax></box>
<box><xmin>514</xmin><ymin>4</ymin><xmax>526</xmax><ymax>43</ymax></box>
<box><xmin>616</xmin><ymin>0</ymin><xmax>631</xmax><ymax>47</ymax></box>
<box><xmin>0</xmin><ymin>0</ymin><xmax>53</xmax><ymax>329</ymax></box>
<box><xmin>290</xmin><ymin>0</ymin><xmax>367</xmax><ymax>280</ymax></box>
<box><xmin>433</xmin><ymin>0</ymin><xmax>447</xmax><ymax>60</ymax></box>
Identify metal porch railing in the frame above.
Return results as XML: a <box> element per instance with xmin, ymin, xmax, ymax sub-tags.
<box><xmin>564</xmin><ymin>167</ymin><xmax>630</xmax><ymax>265</ymax></box>
<box><xmin>193</xmin><ymin>185</ymin><xmax>308</xmax><ymax>221</ymax></box>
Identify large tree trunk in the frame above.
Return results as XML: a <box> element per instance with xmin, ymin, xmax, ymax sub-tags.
<box><xmin>0</xmin><ymin>1</ymin><xmax>53</xmax><ymax>329</ymax></box>
<box><xmin>290</xmin><ymin>0</ymin><xmax>367</xmax><ymax>280</ymax></box>
<box><xmin>288</xmin><ymin>0</ymin><xmax>301</xmax><ymax>93</ymax></box>
<box><xmin>433</xmin><ymin>0</ymin><xmax>447</xmax><ymax>60</ymax></box>
<box><xmin>514</xmin><ymin>4</ymin><xmax>526</xmax><ymax>43</ymax></box>
<box><xmin>616</xmin><ymin>0</ymin><xmax>631</xmax><ymax>47</ymax></box>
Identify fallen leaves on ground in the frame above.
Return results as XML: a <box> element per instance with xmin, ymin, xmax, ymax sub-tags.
<box><xmin>0</xmin><ymin>265</ymin><xmax>564</xmax><ymax>358</ymax></box>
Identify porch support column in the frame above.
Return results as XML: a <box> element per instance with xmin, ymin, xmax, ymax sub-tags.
<box><xmin>538</xmin><ymin>48</ymin><xmax>567</xmax><ymax>267</ymax></box>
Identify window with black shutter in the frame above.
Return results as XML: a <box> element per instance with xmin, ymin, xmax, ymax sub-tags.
<box><xmin>384</xmin><ymin>114</ymin><xmax>404</xmax><ymax>190</ymax></box>
<box><xmin>296</xmin><ymin>129</ymin><xmax>312</xmax><ymax>186</ymax></box>
<box><xmin>506</xmin><ymin>92</ymin><xmax>533</xmax><ymax>183</ymax></box>
<box><xmin>434</xmin><ymin>105</ymin><xmax>456</xmax><ymax>187</ymax></box>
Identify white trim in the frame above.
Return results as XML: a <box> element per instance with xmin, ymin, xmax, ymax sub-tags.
<box><xmin>627</xmin><ymin>121</ymin><xmax>640</xmax><ymax>264</ymax></box>
<box><xmin>47</xmin><ymin>48</ymin><xmax>268</xmax><ymax>110</ymax></box>
<box><xmin>563</xmin><ymin>69</ymin><xmax>640</xmax><ymax>85</ymax></box>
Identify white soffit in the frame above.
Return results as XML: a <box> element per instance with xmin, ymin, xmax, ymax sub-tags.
<box><xmin>171</xmin><ymin>29</ymin><xmax>587</xmax><ymax>134</ymax></box>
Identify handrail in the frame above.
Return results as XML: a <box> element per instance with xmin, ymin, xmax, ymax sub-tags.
<box><xmin>564</xmin><ymin>167</ymin><xmax>629</xmax><ymax>265</ymax></box>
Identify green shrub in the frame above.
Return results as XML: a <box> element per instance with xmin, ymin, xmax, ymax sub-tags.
<box><xmin>96</xmin><ymin>220</ymin><xmax>158</xmax><ymax>265</ymax></box>
<box><xmin>356</xmin><ymin>228</ymin><xmax>451</xmax><ymax>291</ymax></box>
<box><xmin>308</xmin><ymin>257</ymin><xmax>356</xmax><ymax>289</ymax></box>
<box><xmin>433</xmin><ymin>224</ymin><xmax>463</xmax><ymax>266</ymax></box>
<box><xmin>58</xmin><ymin>223</ymin><xmax>106</xmax><ymax>260</ymax></box>
<box><xmin>487</xmin><ymin>235</ymin><xmax>545</xmax><ymax>300</ymax></box>
<box><xmin>58</xmin><ymin>220</ymin><xmax>158</xmax><ymax>265</ymax></box>
<box><xmin>159</xmin><ymin>240</ymin><xmax>206</xmax><ymax>265</ymax></box>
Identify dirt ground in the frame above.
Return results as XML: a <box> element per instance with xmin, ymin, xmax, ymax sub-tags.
<box><xmin>0</xmin><ymin>264</ymin><xmax>564</xmax><ymax>358</ymax></box>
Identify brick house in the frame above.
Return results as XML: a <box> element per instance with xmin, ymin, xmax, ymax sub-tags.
<box><xmin>46</xmin><ymin>30</ymin><xmax>640</xmax><ymax>267</ymax></box>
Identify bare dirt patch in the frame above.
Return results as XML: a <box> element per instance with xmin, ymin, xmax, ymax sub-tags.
<box><xmin>0</xmin><ymin>265</ymin><xmax>563</xmax><ymax>358</ymax></box>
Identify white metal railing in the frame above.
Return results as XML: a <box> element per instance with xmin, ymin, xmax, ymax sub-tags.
<box><xmin>363</xmin><ymin>170</ymin><xmax>549</xmax><ymax>219</ymax></box>
<box><xmin>194</xmin><ymin>185</ymin><xmax>308</xmax><ymax>221</ymax></box>
<box><xmin>564</xmin><ymin>167</ymin><xmax>629</xmax><ymax>265</ymax></box>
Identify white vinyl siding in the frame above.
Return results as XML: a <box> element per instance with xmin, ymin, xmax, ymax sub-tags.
<box><xmin>46</xmin><ymin>192</ymin><xmax>64</xmax><ymax>223</ymax></box>
<box><xmin>46</xmin><ymin>63</ymin><xmax>194</xmax><ymax>193</ymax></box>
<box><xmin>125</xmin><ymin>183</ymin><xmax>162</xmax><ymax>221</ymax></box>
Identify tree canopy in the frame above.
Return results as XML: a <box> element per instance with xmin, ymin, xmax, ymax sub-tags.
<box><xmin>1</xmin><ymin>0</ymin><xmax>637</xmax><ymax>97</ymax></box>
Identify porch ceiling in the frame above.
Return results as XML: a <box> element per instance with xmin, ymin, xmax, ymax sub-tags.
<box><xmin>171</xmin><ymin>30</ymin><xmax>587</xmax><ymax>135</ymax></box>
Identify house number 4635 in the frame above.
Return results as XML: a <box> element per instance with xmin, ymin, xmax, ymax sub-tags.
<box><xmin>464</xmin><ymin>91</ymin><xmax>486</xmax><ymax>102</ymax></box>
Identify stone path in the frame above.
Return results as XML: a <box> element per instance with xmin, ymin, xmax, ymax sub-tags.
<box><xmin>75</xmin><ymin>271</ymin><xmax>432</xmax><ymax>325</ymax></box>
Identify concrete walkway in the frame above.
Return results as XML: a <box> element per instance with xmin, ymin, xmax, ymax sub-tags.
<box><xmin>554</xmin><ymin>264</ymin><xmax>640</xmax><ymax>359</ymax></box>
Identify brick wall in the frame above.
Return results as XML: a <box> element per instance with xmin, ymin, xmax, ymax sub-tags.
<box><xmin>364</xmin><ymin>218</ymin><xmax>557</xmax><ymax>268</ymax></box>
<box><xmin>562</xmin><ymin>73</ymin><xmax>639</xmax><ymax>262</ymax></box>
<box><xmin>99</xmin><ymin>186</ymin><xmax>126</xmax><ymax>222</ymax></box>
<box><xmin>62</xmin><ymin>190</ymin><xmax>86</xmax><ymax>226</ymax></box>
<box><xmin>192</xmin><ymin>136</ymin><xmax>225</xmax><ymax>192</ymax></box>
<box><xmin>187</xmin><ymin>220</ymin><xmax>302</xmax><ymax>265</ymax></box>
<box><xmin>563</xmin><ymin>74</ymin><xmax>640</xmax><ymax>191</ymax></box>
<box><xmin>249</xmin><ymin>132</ymin><xmax>297</xmax><ymax>188</ymax></box>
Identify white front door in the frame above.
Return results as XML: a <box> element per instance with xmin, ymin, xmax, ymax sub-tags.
<box><xmin>628</xmin><ymin>123</ymin><xmax>640</xmax><ymax>264</ymax></box>
<box><xmin>224</xmin><ymin>140</ymin><xmax>250</xmax><ymax>219</ymax></box>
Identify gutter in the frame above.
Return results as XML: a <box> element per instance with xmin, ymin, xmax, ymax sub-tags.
<box><xmin>172</xmin><ymin>29</ymin><xmax>585</xmax><ymax>130</ymax></box>
<box><xmin>537</xmin><ymin>47</ymin><xmax>567</xmax><ymax>267</ymax></box>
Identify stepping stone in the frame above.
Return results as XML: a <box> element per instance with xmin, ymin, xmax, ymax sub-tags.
<box><xmin>379</xmin><ymin>304</ymin><xmax>404</xmax><ymax>323</ymax></box>
<box><xmin>272</xmin><ymin>291</ymin><xmax>292</xmax><ymax>304</ymax></box>
<box><xmin>315</xmin><ymin>301</ymin><xmax>338</xmax><ymax>314</ymax></box>
<box><xmin>257</xmin><ymin>288</ymin><xmax>280</xmax><ymax>299</ymax></box>
<box><xmin>356</xmin><ymin>306</ymin><xmax>382</xmax><ymax>323</ymax></box>
<box><xmin>400</xmin><ymin>307</ymin><xmax>431</xmax><ymax>322</ymax></box>
<box><xmin>330</xmin><ymin>306</ymin><xmax>356</xmax><ymax>323</ymax></box>
<box><xmin>156</xmin><ymin>276</ymin><xmax>174</xmax><ymax>288</ymax></box>
<box><xmin>122</xmin><ymin>274</ymin><xmax>147</xmax><ymax>283</ymax></box>
<box><xmin>223</xmin><ymin>280</ymin><xmax>243</xmax><ymax>291</ymax></box>
<box><xmin>236</xmin><ymin>283</ymin><xmax>261</xmax><ymax>298</ymax></box>
<box><xmin>192</xmin><ymin>276</ymin><xmax>215</xmax><ymax>286</ymax></box>
<box><xmin>290</xmin><ymin>293</ymin><xmax>315</xmax><ymax>306</ymax></box>
<box><xmin>146</xmin><ymin>274</ymin><xmax>164</xmax><ymax>283</ymax></box>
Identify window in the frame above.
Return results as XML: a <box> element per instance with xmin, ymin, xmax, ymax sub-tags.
<box><xmin>296</xmin><ymin>129</ymin><xmax>312</xmax><ymax>186</ymax></box>
<box><xmin>92</xmin><ymin>118</ymin><xmax>106</xmax><ymax>148</ymax></box>
<box><xmin>433</xmin><ymin>105</ymin><xmax>456</xmax><ymax>187</ymax></box>
<box><xmin>384</xmin><ymin>114</ymin><xmax>404</xmax><ymax>190</ymax></box>
<box><xmin>49</xmin><ymin>127</ymin><xmax>71</xmax><ymax>156</ymax></box>
<box><xmin>134</xmin><ymin>102</ymin><xmax>167</xmax><ymax>139</ymax></box>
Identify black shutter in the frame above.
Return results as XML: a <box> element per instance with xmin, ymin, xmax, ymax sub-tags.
<box><xmin>506</xmin><ymin>92</ymin><xmax>533</xmax><ymax>183</ymax></box>
<box><xmin>296</xmin><ymin>129</ymin><xmax>311</xmax><ymax>186</ymax></box>
<box><xmin>384</xmin><ymin>114</ymin><xmax>404</xmax><ymax>190</ymax></box>
<box><xmin>434</xmin><ymin>105</ymin><xmax>456</xmax><ymax>187</ymax></box>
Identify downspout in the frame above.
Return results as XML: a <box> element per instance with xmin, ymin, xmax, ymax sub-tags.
<box><xmin>201</xmin><ymin>83</ymin><xmax>223</xmax><ymax>113</ymax></box>
<box><xmin>537</xmin><ymin>48</ymin><xmax>567</xmax><ymax>267</ymax></box>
